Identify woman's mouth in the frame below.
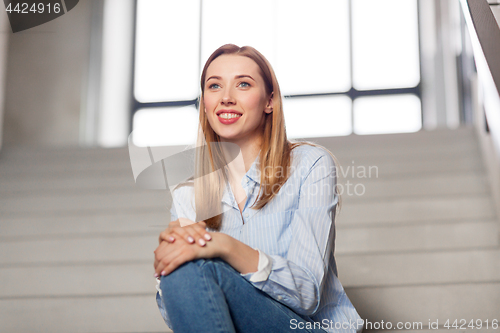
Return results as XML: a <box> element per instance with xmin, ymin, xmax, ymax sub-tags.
<box><xmin>217</xmin><ymin>112</ymin><xmax>242</xmax><ymax>124</ymax></box>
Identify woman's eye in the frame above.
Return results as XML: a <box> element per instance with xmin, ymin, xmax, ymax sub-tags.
<box><xmin>208</xmin><ymin>83</ymin><xmax>220</xmax><ymax>89</ymax></box>
<box><xmin>238</xmin><ymin>82</ymin><xmax>250</xmax><ymax>88</ymax></box>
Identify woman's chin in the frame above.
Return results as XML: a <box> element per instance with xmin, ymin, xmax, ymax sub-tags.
<box><xmin>217</xmin><ymin>134</ymin><xmax>241</xmax><ymax>143</ymax></box>
<box><xmin>214</xmin><ymin>130</ymin><xmax>242</xmax><ymax>142</ymax></box>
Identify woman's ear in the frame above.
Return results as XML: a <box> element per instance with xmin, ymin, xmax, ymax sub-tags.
<box><xmin>265</xmin><ymin>93</ymin><xmax>274</xmax><ymax>114</ymax></box>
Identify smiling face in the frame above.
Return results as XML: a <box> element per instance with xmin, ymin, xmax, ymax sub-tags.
<box><xmin>203</xmin><ymin>54</ymin><xmax>273</xmax><ymax>147</ymax></box>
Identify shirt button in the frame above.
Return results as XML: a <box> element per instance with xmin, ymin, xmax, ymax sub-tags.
<box><xmin>277</xmin><ymin>296</ymin><xmax>283</xmax><ymax>301</ymax></box>
<box><xmin>244</xmin><ymin>213</ymin><xmax>249</xmax><ymax>218</ymax></box>
<box><xmin>245</xmin><ymin>178</ymin><xmax>249</xmax><ymax>184</ymax></box>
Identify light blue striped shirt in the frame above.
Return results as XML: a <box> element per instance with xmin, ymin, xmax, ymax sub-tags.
<box><xmin>156</xmin><ymin>144</ymin><xmax>362</xmax><ymax>332</ymax></box>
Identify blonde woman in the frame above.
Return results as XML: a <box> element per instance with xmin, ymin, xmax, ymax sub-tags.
<box><xmin>154</xmin><ymin>44</ymin><xmax>362</xmax><ymax>333</ymax></box>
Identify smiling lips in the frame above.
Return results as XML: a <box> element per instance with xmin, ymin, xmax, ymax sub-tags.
<box><xmin>216</xmin><ymin>110</ymin><xmax>242</xmax><ymax>124</ymax></box>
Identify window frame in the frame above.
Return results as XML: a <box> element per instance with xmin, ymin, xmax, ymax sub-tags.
<box><xmin>130</xmin><ymin>0</ymin><xmax>422</xmax><ymax>138</ymax></box>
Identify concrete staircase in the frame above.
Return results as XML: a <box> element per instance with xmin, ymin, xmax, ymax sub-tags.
<box><xmin>0</xmin><ymin>126</ymin><xmax>498</xmax><ymax>332</ymax></box>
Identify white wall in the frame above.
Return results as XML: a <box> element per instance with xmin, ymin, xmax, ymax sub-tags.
<box><xmin>419</xmin><ymin>0</ymin><xmax>461</xmax><ymax>130</ymax></box>
<box><xmin>97</xmin><ymin>0</ymin><xmax>134</xmax><ymax>147</ymax></box>
<box><xmin>2</xmin><ymin>0</ymin><xmax>92</xmax><ymax>147</ymax></box>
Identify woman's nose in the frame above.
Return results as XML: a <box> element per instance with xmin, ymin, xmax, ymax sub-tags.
<box><xmin>221</xmin><ymin>91</ymin><xmax>235</xmax><ymax>105</ymax></box>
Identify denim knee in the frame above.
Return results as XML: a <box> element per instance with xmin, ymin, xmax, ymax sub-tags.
<box><xmin>160</xmin><ymin>259</ymin><xmax>202</xmax><ymax>284</ymax></box>
<box><xmin>160</xmin><ymin>258</ymin><xmax>235</xmax><ymax>293</ymax></box>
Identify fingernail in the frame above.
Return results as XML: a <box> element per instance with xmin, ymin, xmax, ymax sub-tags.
<box><xmin>187</xmin><ymin>236</ymin><xmax>194</xmax><ymax>243</ymax></box>
<box><xmin>204</xmin><ymin>234</ymin><xmax>211</xmax><ymax>241</ymax></box>
<box><xmin>168</xmin><ymin>236</ymin><xmax>174</xmax><ymax>242</ymax></box>
<box><xmin>154</xmin><ymin>273</ymin><xmax>159</xmax><ymax>278</ymax></box>
<box><xmin>198</xmin><ymin>238</ymin><xmax>206</xmax><ymax>246</ymax></box>
<box><xmin>161</xmin><ymin>271</ymin><xmax>166</xmax><ymax>276</ymax></box>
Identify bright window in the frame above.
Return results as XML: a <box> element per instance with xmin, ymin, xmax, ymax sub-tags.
<box><xmin>353</xmin><ymin>94</ymin><xmax>422</xmax><ymax>134</ymax></box>
<box><xmin>133</xmin><ymin>0</ymin><xmax>422</xmax><ymax>146</ymax></box>
<box><xmin>133</xmin><ymin>106</ymin><xmax>199</xmax><ymax>146</ymax></box>
<box><xmin>134</xmin><ymin>0</ymin><xmax>200</xmax><ymax>102</ymax></box>
<box><xmin>284</xmin><ymin>96</ymin><xmax>352</xmax><ymax>138</ymax></box>
<box><xmin>351</xmin><ymin>0</ymin><xmax>420</xmax><ymax>90</ymax></box>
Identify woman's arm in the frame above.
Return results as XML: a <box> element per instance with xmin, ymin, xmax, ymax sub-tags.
<box><xmin>239</xmin><ymin>150</ymin><xmax>338</xmax><ymax>316</ymax></box>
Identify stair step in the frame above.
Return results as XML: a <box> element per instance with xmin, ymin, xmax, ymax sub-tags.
<box><xmin>340</xmin><ymin>172</ymin><xmax>489</xmax><ymax>201</ymax></box>
<box><xmin>337</xmin><ymin>249</ymin><xmax>500</xmax><ymax>287</ymax></box>
<box><xmin>335</xmin><ymin>153</ymin><xmax>484</xmax><ymax>178</ymax></box>
<box><xmin>346</xmin><ymin>283</ymin><xmax>500</xmax><ymax>327</ymax></box>
<box><xmin>314</xmin><ymin>126</ymin><xmax>476</xmax><ymax>145</ymax></box>
<box><xmin>328</xmin><ymin>139</ymin><xmax>479</xmax><ymax>159</ymax></box>
<box><xmin>336</xmin><ymin>220</ymin><xmax>499</xmax><ymax>254</ymax></box>
<box><xmin>0</xmin><ymin>191</ymin><xmax>170</xmax><ymax>215</ymax></box>
<box><xmin>0</xmin><ymin>171</ymin><xmax>137</xmax><ymax>194</ymax></box>
<box><xmin>338</xmin><ymin>195</ymin><xmax>496</xmax><ymax>225</ymax></box>
<box><xmin>0</xmin><ymin>235</ymin><xmax>156</xmax><ymax>265</ymax></box>
<box><xmin>0</xmin><ymin>263</ymin><xmax>155</xmax><ymax>298</ymax></box>
<box><xmin>0</xmin><ymin>211</ymin><xmax>168</xmax><ymax>238</ymax></box>
<box><xmin>0</xmin><ymin>296</ymin><xmax>170</xmax><ymax>333</ymax></box>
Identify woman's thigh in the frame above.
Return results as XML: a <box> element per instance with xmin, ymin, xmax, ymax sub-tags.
<box><xmin>160</xmin><ymin>258</ymin><xmax>327</xmax><ymax>333</ymax></box>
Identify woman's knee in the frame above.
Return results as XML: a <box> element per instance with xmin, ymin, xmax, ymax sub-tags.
<box><xmin>160</xmin><ymin>259</ymin><xmax>204</xmax><ymax>291</ymax></box>
<box><xmin>159</xmin><ymin>259</ymin><xmax>220</xmax><ymax>287</ymax></box>
<box><xmin>159</xmin><ymin>258</ymin><xmax>235</xmax><ymax>293</ymax></box>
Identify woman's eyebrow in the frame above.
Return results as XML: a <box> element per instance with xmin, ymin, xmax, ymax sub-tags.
<box><xmin>235</xmin><ymin>75</ymin><xmax>255</xmax><ymax>81</ymax></box>
<box><xmin>206</xmin><ymin>76</ymin><xmax>221</xmax><ymax>82</ymax></box>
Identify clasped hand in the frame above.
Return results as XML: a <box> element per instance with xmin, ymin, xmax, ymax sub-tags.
<box><xmin>154</xmin><ymin>219</ymin><xmax>220</xmax><ymax>277</ymax></box>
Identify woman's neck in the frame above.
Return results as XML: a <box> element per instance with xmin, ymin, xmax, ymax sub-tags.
<box><xmin>223</xmin><ymin>136</ymin><xmax>261</xmax><ymax>173</ymax></box>
<box><xmin>221</xmin><ymin>136</ymin><xmax>261</xmax><ymax>209</ymax></box>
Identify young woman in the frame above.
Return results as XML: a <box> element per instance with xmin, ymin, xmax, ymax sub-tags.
<box><xmin>153</xmin><ymin>44</ymin><xmax>362</xmax><ymax>333</ymax></box>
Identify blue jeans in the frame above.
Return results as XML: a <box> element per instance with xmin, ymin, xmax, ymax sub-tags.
<box><xmin>159</xmin><ymin>258</ymin><xmax>328</xmax><ymax>333</ymax></box>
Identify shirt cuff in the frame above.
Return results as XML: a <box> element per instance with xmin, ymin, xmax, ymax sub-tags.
<box><xmin>240</xmin><ymin>249</ymin><xmax>273</xmax><ymax>283</ymax></box>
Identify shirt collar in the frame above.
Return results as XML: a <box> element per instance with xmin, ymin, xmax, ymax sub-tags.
<box><xmin>221</xmin><ymin>153</ymin><xmax>261</xmax><ymax>208</ymax></box>
<box><xmin>244</xmin><ymin>153</ymin><xmax>261</xmax><ymax>185</ymax></box>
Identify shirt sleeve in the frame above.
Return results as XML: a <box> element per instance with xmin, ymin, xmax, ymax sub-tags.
<box><xmin>168</xmin><ymin>184</ymin><xmax>197</xmax><ymax>223</ymax></box>
<box><xmin>240</xmin><ymin>249</ymin><xmax>273</xmax><ymax>282</ymax></box>
<box><xmin>242</xmin><ymin>151</ymin><xmax>338</xmax><ymax>316</ymax></box>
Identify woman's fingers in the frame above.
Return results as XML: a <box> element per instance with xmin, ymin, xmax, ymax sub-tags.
<box><xmin>155</xmin><ymin>242</ymin><xmax>197</xmax><ymax>276</ymax></box>
<box><xmin>171</xmin><ymin>226</ymin><xmax>207</xmax><ymax>246</ymax></box>
<box><xmin>158</xmin><ymin>220</ymin><xmax>211</xmax><ymax>248</ymax></box>
<box><xmin>154</xmin><ymin>242</ymin><xmax>177</xmax><ymax>275</ymax></box>
<box><xmin>190</xmin><ymin>222</ymin><xmax>211</xmax><ymax>244</ymax></box>
<box><xmin>159</xmin><ymin>230</ymin><xmax>175</xmax><ymax>244</ymax></box>
<box><xmin>157</xmin><ymin>219</ymin><xmax>181</xmax><ymax>244</ymax></box>
<box><xmin>158</xmin><ymin>253</ymin><xmax>189</xmax><ymax>276</ymax></box>
<box><xmin>164</xmin><ymin>222</ymin><xmax>211</xmax><ymax>246</ymax></box>
<box><xmin>153</xmin><ymin>231</ymin><xmax>221</xmax><ymax>277</ymax></box>
<box><xmin>192</xmin><ymin>221</ymin><xmax>211</xmax><ymax>242</ymax></box>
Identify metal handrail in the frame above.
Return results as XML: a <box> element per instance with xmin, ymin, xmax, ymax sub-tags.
<box><xmin>460</xmin><ymin>0</ymin><xmax>500</xmax><ymax>150</ymax></box>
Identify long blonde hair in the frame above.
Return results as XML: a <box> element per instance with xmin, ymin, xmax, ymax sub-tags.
<box><xmin>194</xmin><ymin>44</ymin><xmax>340</xmax><ymax>230</ymax></box>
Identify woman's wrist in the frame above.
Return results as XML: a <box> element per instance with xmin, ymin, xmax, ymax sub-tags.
<box><xmin>209</xmin><ymin>232</ymin><xmax>233</xmax><ymax>260</ymax></box>
<box><xmin>214</xmin><ymin>233</ymin><xmax>259</xmax><ymax>274</ymax></box>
